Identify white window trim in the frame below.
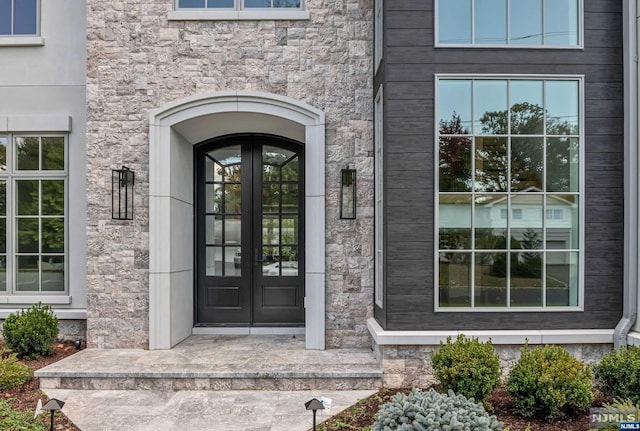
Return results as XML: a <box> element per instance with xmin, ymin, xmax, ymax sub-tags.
<box><xmin>433</xmin><ymin>73</ymin><xmax>585</xmax><ymax>313</ymax></box>
<box><xmin>169</xmin><ymin>0</ymin><xmax>309</xmax><ymax>20</ymax></box>
<box><xmin>374</xmin><ymin>86</ymin><xmax>384</xmax><ymax>308</ymax></box>
<box><xmin>374</xmin><ymin>0</ymin><xmax>383</xmax><ymax>73</ymax></box>
<box><xmin>0</xmin><ymin>133</ymin><xmax>69</xmax><ymax>297</ymax></box>
<box><xmin>434</xmin><ymin>0</ymin><xmax>584</xmax><ymax>49</ymax></box>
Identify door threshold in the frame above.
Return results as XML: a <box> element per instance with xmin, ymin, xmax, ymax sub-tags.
<box><xmin>192</xmin><ymin>327</ymin><xmax>305</xmax><ymax>336</ymax></box>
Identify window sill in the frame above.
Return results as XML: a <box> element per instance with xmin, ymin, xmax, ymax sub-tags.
<box><xmin>0</xmin><ymin>36</ymin><xmax>44</xmax><ymax>47</ymax></box>
<box><xmin>0</xmin><ymin>295</ymin><xmax>72</xmax><ymax>305</ymax></box>
<box><xmin>434</xmin><ymin>43</ymin><xmax>583</xmax><ymax>50</ymax></box>
<box><xmin>167</xmin><ymin>9</ymin><xmax>310</xmax><ymax>21</ymax></box>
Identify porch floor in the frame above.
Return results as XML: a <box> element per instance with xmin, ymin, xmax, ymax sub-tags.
<box><xmin>36</xmin><ymin>335</ymin><xmax>383</xmax><ymax>391</ymax></box>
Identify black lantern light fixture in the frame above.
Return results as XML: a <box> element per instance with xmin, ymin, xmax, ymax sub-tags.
<box><xmin>340</xmin><ymin>167</ymin><xmax>356</xmax><ymax>219</ymax></box>
<box><xmin>112</xmin><ymin>166</ymin><xmax>135</xmax><ymax>220</ymax></box>
<box><xmin>304</xmin><ymin>398</ymin><xmax>325</xmax><ymax>431</ymax></box>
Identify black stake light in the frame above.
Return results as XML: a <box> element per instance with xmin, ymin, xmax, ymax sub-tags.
<box><xmin>41</xmin><ymin>398</ymin><xmax>65</xmax><ymax>431</ymax></box>
<box><xmin>112</xmin><ymin>166</ymin><xmax>135</xmax><ymax>220</ymax></box>
<box><xmin>305</xmin><ymin>398</ymin><xmax>325</xmax><ymax>431</ymax></box>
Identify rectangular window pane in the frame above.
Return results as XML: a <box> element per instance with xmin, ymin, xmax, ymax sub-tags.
<box><xmin>0</xmin><ymin>0</ymin><xmax>10</xmax><ymax>34</ymax></box>
<box><xmin>274</xmin><ymin>0</ymin><xmax>300</xmax><ymax>7</ymax></box>
<box><xmin>14</xmin><ymin>0</ymin><xmax>37</xmax><ymax>35</ymax></box>
<box><xmin>0</xmin><ymin>136</ymin><xmax>7</xmax><ymax>172</ymax></box>
<box><xmin>439</xmin><ymin>252</ymin><xmax>471</xmax><ymax>306</ymax></box>
<box><xmin>17</xmin><ymin>218</ymin><xmax>39</xmax><ymax>253</ymax></box>
<box><xmin>510</xmin><ymin>81</ymin><xmax>544</xmax><ymax>134</ymax></box>
<box><xmin>474</xmin><ymin>80</ymin><xmax>508</xmax><ymax>135</ymax></box>
<box><xmin>41</xmin><ymin>137</ymin><xmax>65</xmax><ymax>170</ymax></box>
<box><xmin>206</xmin><ymin>246</ymin><xmax>222</xmax><ymax>276</ymax></box>
<box><xmin>41</xmin><ymin>256</ymin><xmax>64</xmax><ymax>292</ymax></box>
<box><xmin>224</xmin><ymin>184</ymin><xmax>241</xmax><ymax>213</ymax></box>
<box><xmin>546</xmin><ymin>81</ymin><xmax>579</xmax><ymax>135</ymax></box>
<box><xmin>475</xmin><ymin>0</ymin><xmax>507</xmax><ymax>45</ymax></box>
<box><xmin>475</xmin><ymin>137</ymin><xmax>507</xmax><ymax>192</ymax></box>
<box><xmin>224</xmin><ymin>247</ymin><xmax>240</xmax><ymax>276</ymax></box>
<box><xmin>224</xmin><ymin>215</ymin><xmax>241</xmax><ymax>244</ymax></box>
<box><xmin>281</xmin><ymin>216</ymin><xmax>298</xmax><ymax>244</ymax></box>
<box><xmin>439</xmin><ymin>80</ymin><xmax>472</xmax><ymax>133</ymax></box>
<box><xmin>438</xmin><ymin>0</ymin><xmax>472</xmax><ymax>44</ymax></box>
<box><xmin>544</xmin><ymin>0</ymin><xmax>578</xmax><ymax>46</ymax></box>
<box><xmin>511</xmin><ymin>138</ymin><xmax>543</xmax><ymax>191</ymax></box>
<box><xmin>0</xmin><ymin>256</ymin><xmax>5</xmax><ymax>291</ymax></box>
<box><xmin>475</xmin><ymin>194</ymin><xmax>507</xmax><ymax>249</ymax></box>
<box><xmin>262</xmin><ymin>215</ymin><xmax>280</xmax><ymax>245</ymax></box>
<box><xmin>0</xmin><ymin>180</ymin><xmax>5</xmax><ymax>216</ymax></box>
<box><xmin>547</xmin><ymin>195</ymin><xmax>578</xmax><ymax>249</ymax></box>
<box><xmin>281</xmin><ymin>183</ymin><xmax>298</xmax><ymax>213</ymax></box>
<box><xmin>511</xmin><ymin>195</ymin><xmax>543</xmax><ymax>249</ymax></box>
<box><xmin>179</xmin><ymin>0</ymin><xmax>206</xmax><ymax>7</ymax></box>
<box><xmin>41</xmin><ymin>218</ymin><xmax>64</xmax><ymax>253</ymax></box>
<box><xmin>546</xmin><ymin>252</ymin><xmax>578</xmax><ymax>306</ymax></box>
<box><xmin>0</xmin><ymin>218</ymin><xmax>5</xmax><ymax>253</ymax></box>
<box><xmin>17</xmin><ymin>180</ymin><xmax>38</xmax><ymax>216</ymax></box>
<box><xmin>41</xmin><ymin>180</ymin><xmax>65</xmax><ymax>215</ymax></box>
<box><xmin>281</xmin><ymin>246</ymin><xmax>298</xmax><ymax>276</ymax></box>
<box><xmin>475</xmin><ymin>253</ymin><xmax>507</xmax><ymax>306</ymax></box>
<box><xmin>439</xmin><ymin>137</ymin><xmax>472</xmax><ymax>192</ymax></box>
<box><xmin>205</xmin><ymin>215</ymin><xmax>221</xmax><ymax>244</ymax></box>
<box><xmin>16</xmin><ymin>137</ymin><xmax>39</xmax><ymax>170</ymax></box>
<box><xmin>16</xmin><ymin>255</ymin><xmax>39</xmax><ymax>292</ymax></box>
<box><xmin>510</xmin><ymin>0</ymin><xmax>542</xmax><ymax>45</ymax></box>
<box><xmin>209</xmin><ymin>0</ymin><xmax>234</xmax><ymax>6</ymax></box>
<box><xmin>547</xmin><ymin>137</ymin><xmax>579</xmax><ymax>192</ymax></box>
<box><xmin>439</xmin><ymin>195</ymin><xmax>472</xmax><ymax>250</ymax></box>
<box><xmin>245</xmin><ymin>0</ymin><xmax>271</xmax><ymax>7</ymax></box>
<box><xmin>510</xmin><ymin>251</ymin><xmax>542</xmax><ymax>306</ymax></box>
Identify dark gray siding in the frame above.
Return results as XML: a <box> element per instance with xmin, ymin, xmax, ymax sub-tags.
<box><xmin>378</xmin><ymin>0</ymin><xmax>624</xmax><ymax>330</ymax></box>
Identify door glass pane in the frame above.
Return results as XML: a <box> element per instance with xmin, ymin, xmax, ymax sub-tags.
<box><xmin>224</xmin><ymin>184</ymin><xmax>242</xmax><ymax>213</ymax></box>
<box><xmin>262</xmin><ymin>246</ymin><xmax>279</xmax><ymax>276</ymax></box>
<box><xmin>475</xmin><ymin>137</ymin><xmax>507</xmax><ymax>192</ymax></box>
<box><xmin>42</xmin><ymin>137</ymin><xmax>65</xmax><ymax>170</ymax></box>
<box><xmin>546</xmin><ymin>251</ymin><xmax>578</xmax><ymax>306</ymax></box>
<box><xmin>439</xmin><ymin>195</ymin><xmax>472</xmax><ymax>250</ymax></box>
<box><xmin>263</xmin><ymin>184</ymin><xmax>280</xmax><ymax>213</ymax></box>
<box><xmin>439</xmin><ymin>252</ymin><xmax>471</xmax><ymax>306</ymax></box>
<box><xmin>547</xmin><ymin>137</ymin><xmax>579</xmax><ymax>192</ymax></box>
<box><xmin>438</xmin><ymin>80</ymin><xmax>472</xmax><ymax>132</ymax></box>
<box><xmin>225</xmin><ymin>247</ymin><xmax>240</xmax><ymax>276</ymax></box>
<box><xmin>42</xmin><ymin>218</ymin><xmax>64</xmax><ymax>253</ymax></box>
<box><xmin>205</xmin><ymin>157</ymin><xmax>214</xmax><ymax>181</ymax></box>
<box><xmin>511</xmin><ymin>138</ymin><xmax>543</xmax><ymax>191</ymax></box>
<box><xmin>16</xmin><ymin>137</ymin><xmax>39</xmax><ymax>170</ymax></box>
<box><xmin>438</xmin><ymin>0</ymin><xmax>471</xmax><ymax>44</ymax></box>
<box><xmin>224</xmin><ymin>164</ymin><xmax>241</xmax><ymax>181</ymax></box>
<box><xmin>206</xmin><ymin>215</ymin><xmax>222</xmax><ymax>244</ymax></box>
<box><xmin>475</xmin><ymin>0</ymin><xmax>506</xmax><ymax>45</ymax></box>
<box><xmin>510</xmin><ymin>81</ymin><xmax>544</xmax><ymax>134</ymax></box>
<box><xmin>206</xmin><ymin>184</ymin><xmax>223</xmax><ymax>213</ymax></box>
<box><xmin>545</xmin><ymin>0</ymin><xmax>578</xmax><ymax>46</ymax></box>
<box><xmin>224</xmin><ymin>215</ymin><xmax>241</xmax><ymax>244</ymax></box>
<box><xmin>16</xmin><ymin>255</ymin><xmax>39</xmax><ymax>291</ymax></box>
<box><xmin>281</xmin><ymin>216</ymin><xmax>298</xmax><ymax>244</ymax></box>
<box><xmin>510</xmin><ymin>252</ymin><xmax>543</xmax><ymax>306</ymax></box>
<box><xmin>475</xmin><ymin>194</ymin><xmax>507</xmax><ymax>249</ymax></box>
<box><xmin>206</xmin><ymin>246</ymin><xmax>222</xmax><ymax>276</ymax></box>
<box><xmin>282</xmin><ymin>156</ymin><xmax>299</xmax><ymax>181</ymax></box>
<box><xmin>280</xmin><ymin>246</ymin><xmax>298</xmax><ymax>276</ymax></box>
<box><xmin>41</xmin><ymin>256</ymin><xmax>64</xmax><ymax>291</ymax></box>
<box><xmin>510</xmin><ymin>0</ymin><xmax>542</xmax><ymax>45</ymax></box>
<box><xmin>262</xmin><ymin>216</ymin><xmax>280</xmax><ymax>245</ymax></box>
<box><xmin>546</xmin><ymin>81</ymin><xmax>579</xmax><ymax>135</ymax></box>
<box><xmin>281</xmin><ymin>183</ymin><xmax>298</xmax><ymax>213</ymax></box>
<box><xmin>475</xmin><ymin>252</ymin><xmax>507</xmax><ymax>306</ymax></box>
<box><xmin>511</xmin><ymin>195</ymin><xmax>543</xmax><ymax>249</ymax></box>
<box><xmin>547</xmin><ymin>195</ymin><xmax>578</xmax><ymax>249</ymax></box>
<box><xmin>474</xmin><ymin>80</ymin><xmax>508</xmax><ymax>135</ymax></box>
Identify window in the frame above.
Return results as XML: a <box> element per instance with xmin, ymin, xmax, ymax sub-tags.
<box><xmin>177</xmin><ymin>0</ymin><xmax>301</xmax><ymax>9</ymax></box>
<box><xmin>0</xmin><ymin>135</ymin><xmax>66</xmax><ymax>294</ymax></box>
<box><xmin>436</xmin><ymin>0</ymin><xmax>581</xmax><ymax>48</ymax></box>
<box><xmin>374</xmin><ymin>86</ymin><xmax>384</xmax><ymax>307</ymax></box>
<box><xmin>436</xmin><ymin>76</ymin><xmax>582</xmax><ymax>310</ymax></box>
<box><xmin>374</xmin><ymin>0</ymin><xmax>383</xmax><ymax>73</ymax></box>
<box><xmin>0</xmin><ymin>0</ymin><xmax>38</xmax><ymax>35</ymax></box>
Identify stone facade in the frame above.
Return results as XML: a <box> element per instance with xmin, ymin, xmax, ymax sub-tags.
<box><xmin>86</xmin><ymin>1</ymin><xmax>374</xmax><ymax>348</ymax></box>
<box><xmin>373</xmin><ymin>342</ymin><xmax>613</xmax><ymax>388</ymax></box>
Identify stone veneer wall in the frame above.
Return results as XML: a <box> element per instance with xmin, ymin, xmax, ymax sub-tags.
<box><xmin>373</xmin><ymin>342</ymin><xmax>613</xmax><ymax>388</ymax></box>
<box><xmin>86</xmin><ymin>0</ymin><xmax>374</xmax><ymax>348</ymax></box>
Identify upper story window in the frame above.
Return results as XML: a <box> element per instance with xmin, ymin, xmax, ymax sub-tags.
<box><xmin>0</xmin><ymin>0</ymin><xmax>38</xmax><ymax>36</ymax></box>
<box><xmin>436</xmin><ymin>0</ymin><xmax>581</xmax><ymax>48</ymax></box>
<box><xmin>436</xmin><ymin>76</ymin><xmax>583</xmax><ymax>311</ymax></box>
<box><xmin>177</xmin><ymin>0</ymin><xmax>301</xmax><ymax>9</ymax></box>
<box><xmin>374</xmin><ymin>0</ymin><xmax>383</xmax><ymax>73</ymax></box>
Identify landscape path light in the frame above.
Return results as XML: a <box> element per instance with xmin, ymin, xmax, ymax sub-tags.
<box><xmin>304</xmin><ymin>398</ymin><xmax>325</xmax><ymax>431</ymax></box>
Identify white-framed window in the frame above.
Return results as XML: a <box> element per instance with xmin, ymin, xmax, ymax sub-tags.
<box><xmin>177</xmin><ymin>0</ymin><xmax>301</xmax><ymax>9</ymax></box>
<box><xmin>0</xmin><ymin>0</ymin><xmax>39</xmax><ymax>36</ymax></box>
<box><xmin>0</xmin><ymin>134</ymin><xmax>67</xmax><ymax>295</ymax></box>
<box><xmin>374</xmin><ymin>85</ymin><xmax>384</xmax><ymax>308</ymax></box>
<box><xmin>435</xmin><ymin>0</ymin><xmax>582</xmax><ymax>48</ymax></box>
<box><xmin>435</xmin><ymin>75</ymin><xmax>583</xmax><ymax>311</ymax></box>
<box><xmin>170</xmin><ymin>0</ymin><xmax>307</xmax><ymax>20</ymax></box>
<box><xmin>374</xmin><ymin>0</ymin><xmax>383</xmax><ymax>73</ymax></box>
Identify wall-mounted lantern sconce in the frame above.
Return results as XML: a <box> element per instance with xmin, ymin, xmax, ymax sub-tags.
<box><xmin>340</xmin><ymin>168</ymin><xmax>356</xmax><ymax>219</ymax></box>
<box><xmin>112</xmin><ymin>166</ymin><xmax>135</xmax><ymax>220</ymax></box>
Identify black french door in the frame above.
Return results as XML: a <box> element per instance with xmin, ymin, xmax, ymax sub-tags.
<box><xmin>195</xmin><ymin>135</ymin><xmax>305</xmax><ymax>326</ymax></box>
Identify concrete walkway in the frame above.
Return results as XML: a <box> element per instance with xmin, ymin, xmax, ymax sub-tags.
<box><xmin>44</xmin><ymin>388</ymin><xmax>377</xmax><ymax>431</ymax></box>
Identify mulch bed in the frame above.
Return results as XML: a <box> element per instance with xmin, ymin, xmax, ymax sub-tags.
<box><xmin>315</xmin><ymin>387</ymin><xmax>612</xmax><ymax>431</ymax></box>
<box><xmin>2</xmin><ymin>341</ymin><xmax>81</xmax><ymax>430</ymax></box>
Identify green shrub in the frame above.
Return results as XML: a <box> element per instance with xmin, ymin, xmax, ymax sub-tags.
<box><xmin>0</xmin><ymin>350</ymin><xmax>32</xmax><ymax>390</ymax></box>
<box><xmin>373</xmin><ymin>388</ymin><xmax>502</xmax><ymax>431</ymax></box>
<box><xmin>432</xmin><ymin>334</ymin><xmax>501</xmax><ymax>402</ymax></box>
<box><xmin>594</xmin><ymin>346</ymin><xmax>640</xmax><ymax>405</ymax></box>
<box><xmin>0</xmin><ymin>399</ymin><xmax>46</xmax><ymax>431</ymax></box>
<box><xmin>506</xmin><ymin>344</ymin><xmax>593</xmax><ymax>420</ymax></box>
<box><xmin>2</xmin><ymin>303</ymin><xmax>59</xmax><ymax>360</ymax></box>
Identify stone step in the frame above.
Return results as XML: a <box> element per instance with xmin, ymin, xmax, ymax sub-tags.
<box><xmin>35</xmin><ymin>336</ymin><xmax>383</xmax><ymax>391</ymax></box>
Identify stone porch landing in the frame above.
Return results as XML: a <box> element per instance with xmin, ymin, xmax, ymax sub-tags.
<box><xmin>36</xmin><ymin>335</ymin><xmax>383</xmax><ymax>391</ymax></box>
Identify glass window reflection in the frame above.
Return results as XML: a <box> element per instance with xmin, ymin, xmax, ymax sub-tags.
<box><xmin>475</xmin><ymin>0</ymin><xmax>507</xmax><ymax>45</ymax></box>
<box><xmin>545</xmin><ymin>0</ymin><xmax>578</xmax><ymax>46</ymax></box>
<box><xmin>438</xmin><ymin>0</ymin><xmax>472</xmax><ymax>44</ymax></box>
<box><xmin>474</xmin><ymin>81</ymin><xmax>508</xmax><ymax>135</ymax></box>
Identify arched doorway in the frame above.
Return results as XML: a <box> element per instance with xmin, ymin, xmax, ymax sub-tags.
<box><xmin>195</xmin><ymin>134</ymin><xmax>305</xmax><ymax>326</ymax></box>
<box><xmin>148</xmin><ymin>91</ymin><xmax>325</xmax><ymax>349</ymax></box>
